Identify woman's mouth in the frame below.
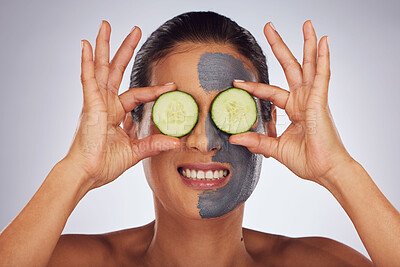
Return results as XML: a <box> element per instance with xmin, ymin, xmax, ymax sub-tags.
<box><xmin>178</xmin><ymin>168</ymin><xmax>229</xmax><ymax>180</ymax></box>
<box><xmin>177</xmin><ymin>163</ymin><xmax>231</xmax><ymax>189</ymax></box>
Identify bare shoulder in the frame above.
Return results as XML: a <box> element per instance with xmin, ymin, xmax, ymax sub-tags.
<box><xmin>48</xmin><ymin>232</ymin><xmax>114</xmax><ymax>267</ymax></box>
<box><xmin>48</xmin><ymin>221</ymin><xmax>155</xmax><ymax>267</ymax></box>
<box><xmin>243</xmin><ymin>228</ymin><xmax>373</xmax><ymax>267</ymax></box>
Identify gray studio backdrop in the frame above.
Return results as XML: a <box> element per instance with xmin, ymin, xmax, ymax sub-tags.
<box><xmin>1</xmin><ymin>0</ymin><xmax>399</xmax><ymax>259</ymax></box>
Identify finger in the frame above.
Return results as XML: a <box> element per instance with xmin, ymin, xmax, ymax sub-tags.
<box><xmin>310</xmin><ymin>36</ymin><xmax>330</xmax><ymax>106</ymax></box>
<box><xmin>264</xmin><ymin>22</ymin><xmax>303</xmax><ymax>90</ymax></box>
<box><xmin>131</xmin><ymin>134</ymin><xmax>181</xmax><ymax>165</ymax></box>
<box><xmin>94</xmin><ymin>21</ymin><xmax>111</xmax><ymax>93</ymax></box>
<box><xmin>302</xmin><ymin>20</ymin><xmax>317</xmax><ymax>88</ymax></box>
<box><xmin>107</xmin><ymin>26</ymin><xmax>142</xmax><ymax>95</ymax></box>
<box><xmin>119</xmin><ymin>83</ymin><xmax>177</xmax><ymax>113</ymax></box>
<box><xmin>229</xmin><ymin>131</ymin><xmax>279</xmax><ymax>159</ymax></box>
<box><xmin>81</xmin><ymin>40</ymin><xmax>105</xmax><ymax>111</ymax></box>
<box><xmin>233</xmin><ymin>80</ymin><xmax>289</xmax><ymax>110</ymax></box>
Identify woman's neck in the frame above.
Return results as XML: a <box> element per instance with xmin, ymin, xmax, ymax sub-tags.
<box><xmin>144</xmin><ymin>196</ymin><xmax>254</xmax><ymax>266</ymax></box>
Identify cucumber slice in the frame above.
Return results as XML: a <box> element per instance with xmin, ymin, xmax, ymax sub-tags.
<box><xmin>152</xmin><ymin>91</ymin><xmax>199</xmax><ymax>137</ymax></box>
<box><xmin>211</xmin><ymin>88</ymin><xmax>257</xmax><ymax>134</ymax></box>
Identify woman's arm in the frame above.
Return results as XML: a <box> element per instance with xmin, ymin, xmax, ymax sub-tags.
<box><xmin>0</xmin><ymin>159</ymin><xmax>90</xmax><ymax>266</ymax></box>
<box><xmin>229</xmin><ymin>21</ymin><xmax>400</xmax><ymax>266</ymax></box>
<box><xmin>0</xmin><ymin>21</ymin><xmax>180</xmax><ymax>266</ymax></box>
<box><xmin>323</xmin><ymin>158</ymin><xmax>400</xmax><ymax>266</ymax></box>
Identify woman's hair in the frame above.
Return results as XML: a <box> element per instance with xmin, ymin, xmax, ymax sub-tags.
<box><xmin>129</xmin><ymin>11</ymin><xmax>271</xmax><ymax>123</ymax></box>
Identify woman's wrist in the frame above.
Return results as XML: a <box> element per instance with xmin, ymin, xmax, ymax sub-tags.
<box><xmin>56</xmin><ymin>156</ymin><xmax>95</xmax><ymax>197</ymax></box>
<box><xmin>318</xmin><ymin>155</ymin><xmax>361</xmax><ymax>192</ymax></box>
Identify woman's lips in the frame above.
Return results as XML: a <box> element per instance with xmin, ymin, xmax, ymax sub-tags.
<box><xmin>176</xmin><ymin>162</ymin><xmax>231</xmax><ymax>189</ymax></box>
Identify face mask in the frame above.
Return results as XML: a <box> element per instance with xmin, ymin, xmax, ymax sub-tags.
<box><xmin>196</xmin><ymin>52</ymin><xmax>265</xmax><ymax>218</ymax></box>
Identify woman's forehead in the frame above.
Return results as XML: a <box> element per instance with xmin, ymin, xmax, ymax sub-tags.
<box><xmin>150</xmin><ymin>44</ymin><xmax>257</xmax><ymax>94</ymax></box>
<box><xmin>197</xmin><ymin>52</ymin><xmax>256</xmax><ymax>92</ymax></box>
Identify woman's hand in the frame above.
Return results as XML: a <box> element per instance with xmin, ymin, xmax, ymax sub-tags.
<box><xmin>229</xmin><ymin>22</ymin><xmax>400</xmax><ymax>267</ymax></box>
<box><xmin>65</xmin><ymin>21</ymin><xmax>181</xmax><ymax>190</ymax></box>
<box><xmin>230</xmin><ymin>21</ymin><xmax>353</xmax><ymax>185</ymax></box>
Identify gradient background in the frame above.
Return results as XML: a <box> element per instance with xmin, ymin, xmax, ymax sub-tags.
<box><xmin>1</xmin><ymin>0</ymin><xmax>399</xmax><ymax>259</ymax></box>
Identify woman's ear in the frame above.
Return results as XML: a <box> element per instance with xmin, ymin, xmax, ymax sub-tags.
<box><xmin>264</xmin><ymin>104</ymin><xmax>277</xmax><ymax>138</ymax></box>
<box><xmin>123</xmin><ymin>112</ymin><xmax>138</xmax><ymax>139</ymax></box>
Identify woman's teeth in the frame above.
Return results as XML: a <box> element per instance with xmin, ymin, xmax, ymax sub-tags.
<box><xmin>178</xmin><ymin>168</ymin><xmax>229</xmax><ymax>180</ymax></box>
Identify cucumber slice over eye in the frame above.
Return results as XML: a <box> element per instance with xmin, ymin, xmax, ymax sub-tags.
<box><xmin>211</xmin><ymin>88</ymin><xmax>257</xmax><ymax>134</ymax></box>
<box><xmin>152</xmin><ymin>91</ymin><xmax>199</xmax><ymax>137</ymax></box>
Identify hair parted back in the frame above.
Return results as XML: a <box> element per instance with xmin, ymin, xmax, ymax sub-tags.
<box><xmin>129</xmin><ymin>11</ymin><xmax>271</xmax><ymax>123</ymax></box>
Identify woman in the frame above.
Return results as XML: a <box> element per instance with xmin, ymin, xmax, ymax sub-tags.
<box><xmin>0</xmin><ymin>11</ymin><xmax>398</xmax><ymax>266</ymax></box>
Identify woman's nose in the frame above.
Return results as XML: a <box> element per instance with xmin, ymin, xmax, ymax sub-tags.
<box><xmin>185</xmin><ymin>113</ymin><xmax>223</xmax><ymax>153</ymax></box>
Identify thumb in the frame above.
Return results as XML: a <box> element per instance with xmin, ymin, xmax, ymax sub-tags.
<box><xmin>229</xmin><ymin>132</ymin><xmax>278</xmax><ymax>159</ymax></box>
<box><xmin>130</xmin><ymin>134</ymin><xmax>181</xmax><ymax>165</ymax></box>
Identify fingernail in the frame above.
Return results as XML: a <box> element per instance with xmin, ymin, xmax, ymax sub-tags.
<box><xmin>229</xmin><ymin>138</ymin><xmax>240</xmax><ymax>145</ymax></box>
<box><xmin>164</xmin><ymin>82</ymin><xmax>175</xmax><ymax>85</ymax></box>
<box><xmin>81</xmin><ymin>40</ymin><xmax>84</xmax><ymax>50</ymax></box>
<box><xmin>174</xmin><ymin>141</ymin><xmax>181</xmax><ymax>147</ymax></box>
<box><xmin>326</xmin><ymin>36</ymin><xmax>329</xmax><ymax>46</ymax></box>
<box><xmin>130</xmin><ymin>26</ymin><xmax>137</xmax><ymax>33</ymax></box>
<box><xmin>270</xmin><ymin>22</ymin><xmax>276</xmax><ymax>31</ymax></box>
<box><xmin>168</xmin><ymin>141</ymin><xmax>181</xmax><ymax>149</ymax></box>
<box><xmin>309</xmin><ymin>20</ymin><xmax>314</xmax><ymax>29</ymax></box>
<box><xmin>234</xmin><ymin>79</ymin><xmax>245</xmax><ymax>83</ymax></box>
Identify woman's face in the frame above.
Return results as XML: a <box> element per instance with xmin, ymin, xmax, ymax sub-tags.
<box><xmin>133</xmin><ymin>43</ymin><xmax>276</xmax><ymax>219</ymax></box>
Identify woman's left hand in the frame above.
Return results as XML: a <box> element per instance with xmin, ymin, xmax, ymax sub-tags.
<box><xmin>230</xmin><ymin>21</ymin><xmax>353</xmax><ymax>185</ymax></box>
<box><xmin>231</xmin><ymin>21</ymin><xmax>400</xmax><ymax>267</ymax></box>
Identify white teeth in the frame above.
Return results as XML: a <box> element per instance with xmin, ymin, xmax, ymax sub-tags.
<box><xmin>213</xmin><ymin>170</ymin><xmax>219</xmax><ymax>179</ymax></box>
<box><xmin>179</xmin><ymin>168</ymin><xmax>229</xmax><ymax>181</ymax></box>
<box><xmin>197</xmin><ymin>170</ymin><xmax>205</xmax><ymax>179</ymax></box>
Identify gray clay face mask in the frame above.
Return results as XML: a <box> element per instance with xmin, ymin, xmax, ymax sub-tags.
<box><xmin>196</xmin><ymin>52</ymin><xmax>265</xmax><ymax>218</ymax></box>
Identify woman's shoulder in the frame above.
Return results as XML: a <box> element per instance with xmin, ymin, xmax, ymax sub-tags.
<box><xmin>99</xmin><ymin>221</ymin><xmax>155</xmax><ymax>265</ymax></box>
<box><xmin>242</xmin><ymin>227</ymin><xmax>373</xmax><ymax>266</ymax></box>
<box><xmin>49</xmin><ymin>221</ymin><xmax>155</xmax><ymax>267</ymax></box>
<box><xmin>50</xmin><ymin>224</ymin><xmax>372</xmax><ymax>266</ymax></box>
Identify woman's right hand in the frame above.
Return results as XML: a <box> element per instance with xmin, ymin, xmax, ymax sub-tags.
<box><xmin>65</xmin><ymin>21</ymin><xmax>181</xmax><ymax>191</ymax></box>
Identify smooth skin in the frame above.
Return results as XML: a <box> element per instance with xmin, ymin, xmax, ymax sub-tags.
<box><xmin>0</xmin><ymin>19</ymin><xmax>398</xmax><ymax>266</ymax></box>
